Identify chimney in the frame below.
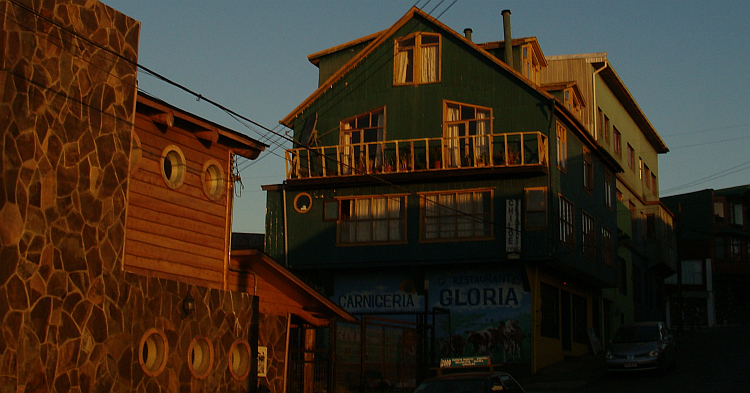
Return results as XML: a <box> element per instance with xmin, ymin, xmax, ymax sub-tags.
<box><xmin>502</xmin><ymin>9</ymin><xmax>513</xmax><ymax>68</ymax></box>
<box><xmin>464</xmin><ymin>28</ymin><xmax>473</xmax><ymax>42</ymax></box>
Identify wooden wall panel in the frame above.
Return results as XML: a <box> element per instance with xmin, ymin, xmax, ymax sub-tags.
<box><xmin>124</xmin><ymin>112</ymin><xmax>233</xmax><ymax>288</ymax></box>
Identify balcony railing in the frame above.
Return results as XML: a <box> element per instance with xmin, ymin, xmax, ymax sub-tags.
<box><xmin>286</xmin><ymin>132</ymin><xmax>548</xmax><ymax>179</ymax></box>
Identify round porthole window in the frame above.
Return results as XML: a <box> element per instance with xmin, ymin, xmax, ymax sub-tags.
<box><xmin>187</xmin><ymin>336</ymin><xmax>214</xmax><ymax>379</ymax></box>
<box><xmin>294</xmin><ymin>193</ymin><xmax>312</xmax><ymax>213</ymax></box>
<box><xmin>202</xmin><ymin>160</ymin><xmax>225</xmax><ymax>200</ymax></box>
<box><xmin>161</xmin><ymin>145</ymin><xmax>186</xmax><ymax>189</ymax></box>
<box><xmin>139</xmin><ymin>328</ymin><xmax>168</xmax><ymax>377</ymax></box>
<box><xmin>228</xmin><ymin>339</ymin><xmax>251</xmax><ymax>381</ymax></box>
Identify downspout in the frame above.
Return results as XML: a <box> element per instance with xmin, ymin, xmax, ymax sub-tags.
<box><xmin>224</xmin><ymin>153</ymin><xmax>236</xmax><ymax>291</ymax></box>
<box><xmin>591</xmin><ymin>61</ymin><xmax>608</xmax><ymax>341</ymax></box>
<box><xmin>592</xmin><ymin>61</ymin><xmax>609</xmax><ymax>140</ymax></box>
<box><xmin>283</xmin><ymin>185</ymin><xmax>290</xmax><ymax>268</ymax></box>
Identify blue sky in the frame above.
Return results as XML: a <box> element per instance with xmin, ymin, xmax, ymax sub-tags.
<box><xmin>102</xmin><ymin>0</ymin><xmax>750</xmax><ymax>234</ymax></box>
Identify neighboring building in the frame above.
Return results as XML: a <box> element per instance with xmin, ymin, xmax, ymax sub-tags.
<box><xmin>265</xmin><ymin>7</ymin><xmax>622</xmax><ymax>378</ymax></box>
<box><xmin>0</xmin><ymin>1</ymin><xmax>349</xmax><ymax>392</ymax></box>
<box><xmin>662</xmin><ymin>185</ymin><xmax>750</xmax><ymax>328</ymax></box>
<box><xmin>541</xmin><ymin>54</ymin><xmax>676</xmax><ymax>339</ymax></box>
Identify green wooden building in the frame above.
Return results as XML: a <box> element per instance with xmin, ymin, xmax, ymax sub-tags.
<box><xmin>264</xmin><ymin>7</ymin><xmax>622</xmax><ymax>376</ymax></box>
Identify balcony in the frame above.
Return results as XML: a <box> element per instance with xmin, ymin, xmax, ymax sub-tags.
<box><xmin>286</xmin><ymin>132</ymin><xmax>548</xmax><ymax>180</ymax></box>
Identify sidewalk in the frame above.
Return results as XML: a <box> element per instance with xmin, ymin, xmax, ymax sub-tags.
<box><xmin>516</xmin><ymin>354</ymin><xmax>606</xmax><ymax>393</ymax></box>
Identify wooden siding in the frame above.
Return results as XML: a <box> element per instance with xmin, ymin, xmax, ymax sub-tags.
<box><xmin>541</xmin><ymin>56</ymin><xmax>598</xmax><ymax>137</ymax></box>
<box><xmin>124</xmin><ymin>111</ymin><xmax>231</xmax><ymax>288</ymax></box>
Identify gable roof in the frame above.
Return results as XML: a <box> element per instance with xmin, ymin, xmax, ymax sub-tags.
<box><xmin>280</xmin><ymin>6</ymin><xmax>554</xmax><ymax>128</ymax></box>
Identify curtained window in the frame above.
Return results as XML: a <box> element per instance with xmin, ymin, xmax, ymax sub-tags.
<box><xmin>394</xmin><ymin>33</ymin><xmax>440</xmax><ymax>85</ymax></box>
<box><xmin>421</xmin><ymin>189</ymin><xmax>493</xmax><ymax>240</ymax></box>
<box><xmin>339</xmin><ymin>195</ymin><xmax>406</xmax><ymax>244</ymax></box>
<box><xmin>340</xmin><ymin>108</ymin><xmax>385</xmax><ymax>174</ymax></box>
<box><xmin>444</xmin><ymin>102</ymin><xmax>492</xmax><ymax>168</ymax></box>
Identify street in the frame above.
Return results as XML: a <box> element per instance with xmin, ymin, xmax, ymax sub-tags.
<box><xmin>579</xmin><ymin>325</ymin><xmax>750</xmax><ymax>393</ymax></box>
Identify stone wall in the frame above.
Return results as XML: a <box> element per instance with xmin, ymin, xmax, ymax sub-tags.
<box><xmin>0</xmin><ymin>1</ymin><xmax>260</xmax><ymax>392</ymax></box>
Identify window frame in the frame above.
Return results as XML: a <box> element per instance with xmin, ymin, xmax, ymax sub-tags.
<box><xmin>582</xmin><ymin>212</ymin><xmax>596</xmax><ymax>260</ymax></box>
<box><xmin>556</xmin><ymin>121</ymin><xmax>567</xmax><ymax>172</ymax></box>
<box><xmin>559</xmin><ymin>195</ymin><xmax>575</xmax><ymax>247</ymax></box>
<box><xmin>602</xmin><ymin>226</ymin><xmax>615</xmax><ymax>267</ymax></box>
<box><xmin>394</xmin><ymin>32</ymin><xmax>441</xmax><ymax>86</ymax></box>
<box><xmin>339</xmin><ymin>107</ymin><xmax>386</xmax><ymax>174</ymax></box>
<box><xmin>443</xmin><ymin>101</ymin><xmax>493</xmax><ymax>168</ymax></box>
<box><xmin>613</xmin><ymin>127</ymin><xmax>622</xmax><ymax>157</ymax></box>
<box><xmin>582</xmin><ymin>146</ymin><xmax>593</xmax><ymax>191</ymax></box>
<box><xmin>419</xmin><ymin>188</ymin><xmax>494</xmax><ymax>242</ymax></box>
<box><xmin>521</xmin><ymin>44</ymin><xmax>541</xmax><ymax>84</ymax></box>
<box><xmin>604</xmin><ymin>169</ymin><xmax>614</xmax><ymax>209</ymax></box>
<box><xmin>337</xmin><ymin>194</ymin><xmax>407</xmax><ymax>245</ymax></box>
<box><xmin>627</xmin><ymin>144</ymin><xmax>635</xmax><ymax>171</ymax></box>
<box><xmin>525</xmin><ymin>187</ymin><xmax>548</xmax><ymax>230</ymax></box>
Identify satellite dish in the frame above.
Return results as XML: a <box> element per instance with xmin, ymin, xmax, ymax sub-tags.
<box><xmin>299</xmin><ymin>113</ymin><xmax>318</xmax><ymax>147</ymax></box>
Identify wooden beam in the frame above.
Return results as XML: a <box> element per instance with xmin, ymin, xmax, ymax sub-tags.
<box><xmin>150</xmin><ymin>112</ymin><xmax>174</xmax><ymax>127</ymax></box>
<box><xmin>194</xmin><ymin>128</ymin><xmax>219</xmax><ymax>144</ymax></box>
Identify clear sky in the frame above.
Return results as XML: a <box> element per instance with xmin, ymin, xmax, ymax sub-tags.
<box><xmin>102</xmin><ymin>0</ymin><xmax>750</xmax><ymax>234</ymax></box>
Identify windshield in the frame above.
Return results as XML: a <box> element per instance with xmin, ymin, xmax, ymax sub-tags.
<box><xmin>414</xmin><ymin>379</ymin><xmax>487</xmax><ymax>393</ymax></box>
<box><xmin>612</xmin><ymin>325</ymin><xmax>659</xmax><ymax>343</ymax></box>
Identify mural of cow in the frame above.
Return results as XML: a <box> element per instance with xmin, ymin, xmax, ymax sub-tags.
<box><xmin>501</xmin><ymin>318</ymin><xmax>523</xmax><ymax>361</ymax></box>
<box><xmin>465</xmin><ymin>327</ymin><xmax>502</xmax><ymax>357</ymax></box>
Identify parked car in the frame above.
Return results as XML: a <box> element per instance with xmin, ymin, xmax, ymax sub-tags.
<box><xmin>605</xmin><ymin>321</ymin><xmax>676</xmax><ymax>373</ymax></box>
<box><xmin>413</xmin><ymin>371</ymin><xmax>525</xmax><ymax>393</ymax></box>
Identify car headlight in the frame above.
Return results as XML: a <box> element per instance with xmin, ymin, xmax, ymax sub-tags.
<box><xmin>605</xmin><ymin>351</ymin><xmax>613</xmax><ymax>360</ymax></box>
<box><xmin>649</xmin><ymin>348</ymin><xmax>660</xmax><ymax>357</ymax></box>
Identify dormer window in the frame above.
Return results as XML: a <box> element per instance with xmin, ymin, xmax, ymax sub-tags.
<box><xmin>394</xmin><ymin>32</ymin><xmax>441</xmax><ymax>85</ymax></box>
<box><xmin>563</xmin><ymin>88</ymin><xmax>581</xmax><ymax>118</ymax></box>
<box><xmin>521</xmin><ymin>44</ymin><xmax>541</xmax><ymax>84</ymax></box>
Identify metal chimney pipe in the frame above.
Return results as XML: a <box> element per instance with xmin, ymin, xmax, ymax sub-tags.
<box><xmin>502</xmin><ymin>9</ymin><xmax>513</xmax><ymax>68</ymax></box>
<box><xmin>464</xmin><ymin>28</ymin><xmax>473</xmax><ymax>42</ymax></box>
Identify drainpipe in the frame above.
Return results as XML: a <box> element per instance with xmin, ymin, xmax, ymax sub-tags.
<box><xmin>282</xmin><ymin>186</ymin><xmax>290</xmax><ymax>268</ymax></box>
<box><xmin>592</xmin><ymin>61</ymin><xmax>609</xmax><ymax>140</ymax></box>
<box><xmin>502</xmin><ymin>10</ymin><xmax>513</xmax><ymax>68</ymax></box>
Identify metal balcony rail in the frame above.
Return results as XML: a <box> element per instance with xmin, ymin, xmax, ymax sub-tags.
<box><xmin>286</xmin><ymin>132</ymin><xmax>548</xmax><ymax>179</ymax></box>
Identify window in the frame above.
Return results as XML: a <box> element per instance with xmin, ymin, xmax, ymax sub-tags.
<box><xmin>627</xmin><ymin>144</ymin><xmax>635</xmax><ymax>171</ymax></box>
<box><xmin>294</xmin><ymin>193</ymin><xmax>312</xmax><ymax>213</ymax></box>
<box><xmin>644</xmin><ymin>165</ymin><xmax>651</xmax><ymax>189</ymax></box>
<box><xmin>139</xmin><ymin>328</ymin><xmax>168</xmax><ymax>377</ymax></box>
<box><xmin>187</xmin><ymin>336</ymin><xmax>214</xmax><ymax>380</ymax></box>
<box><xmin>714</xmin><ymin>201</ymin><xmax>725</xmax><ymax>223</ymax></box>
<box><xmin>729</xmin><ymin>237</ymin><xmax>743</xmax><ymax>261</ymax></box>
<box><xmin>421</xmin><ymin>189</ymin><xmax>492</xmax><ymax>240</ymax></box>
<box><xmin>604</xmin><ymin>170</ymin><xmax>613</xmax><ymax>209</ymax></box>
<box><xmin>646</xmin><ymin>214</ymin><xmax>656</xmax><ymax>239</ymax></box>
<box><xmin>604</xmin><ymin>115</ymin><xmax>610</xmax><ymax>143</ymax></box>
<box><xmin>444</xmin><ymin>102</ymin><xmax>492</xmax><ymax>168</ymax></box>
<box><xmin>602</xmin><ymin>227</ymin><xmax>614</xmax><ymax>267</ymax></box>
<box><xmin>340</xmin><ymin>108</ymin><xmax>385</xmax><ymax>174</ymax></box>
<box><xmin>339</xmin><ymin>195</ymin><xmax>406</xmax><ymax>244</ymax></box>
<box><xmin>525</xmin><ymin>187</ymin><xmax>547</xmax><ymax>229</ymax></box>
<box><xmin>563</xmin><ymin>88</ymin><xmax>581</xmax><ymax>118</ymax></box>
<box><xmin>681</xmin><ymin>260</ymin><xmax>703</xmax><ymax>285</ymax></box>
<box><xmin>559</xmin><ymin>195</ymin><xmax>575</xmax><ymax>246</ymax></box>
<box><xmin>638</xmin><ymin>157</ymin><xmax>643</xmax><ymax>180</ymax></box>
<box><xmin>731</xmin><ymin>203</ymin><xmax>745</xmax><ymax>226</ymax></box>
<box><xmin>613</xmin><ymin>127</ymin><xmax>622</xmax><ymax>156</ymax></box>
<box><xmin>582</xmin><ymin>212</ymin><xmax>596</xmax><ymax>260</ymax></box>
<box><xmin>583</xmin><ymin>147</ymin><xmax>593</xmax><ymax>191</ymax></box>
<box><xmin>556</xmin><ymin>122</ymin><xmax>567</xmax><ymax>171</ymax></box>
<box><xmin>521</xmin><ymin>44</ymin><xmax>541</xmax><ymax>84</ymax></box>
<box><xmin>161</xmin><ymin>145</ymin><xmax>186</xmax><ymax>189</ymax></box>
<box><xmin>651</xmin><ymin>173</ymin><xmax>657</xmax><ymax>195</ymax></box>
<box><xmin>228</xmin><ymin>340</ymin><xmax>251</xmax><ymax>381</ymax></box>
<box><xmin>202</xmin><ymin>160</ymin><xmax>225</xmax><ymax>201</ymax></box>
<box><xmin>394</xmin><ymin>32</ymin><xmax>440</xmax><ymax>85</ymax></box>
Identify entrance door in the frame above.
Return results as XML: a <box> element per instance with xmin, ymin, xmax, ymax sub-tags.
<box><xmin>561</xmin><ymin>290</ymin><xmax>572</xmax><ymax>351</ymax></box>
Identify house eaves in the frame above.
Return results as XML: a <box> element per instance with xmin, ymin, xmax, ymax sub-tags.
<box><xmin>280</xmin><ymin>6</ymin><xmax>556</xmax><ymax>129</ymax></box>
<box><xmin>590</xmin><ymin>60</ymin><xmax>669</xmax><ymax>154</ymax></box>
<box><xmin>307</xmin><ymin>29</ymin><xmax>385</xmax><ymax>67</ymax></box>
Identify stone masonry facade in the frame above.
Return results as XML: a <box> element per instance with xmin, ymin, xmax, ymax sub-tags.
<box><xmin>0</xmin><ymin>1</ymin><xmax>270</xmax><ymax>392</ymax></box>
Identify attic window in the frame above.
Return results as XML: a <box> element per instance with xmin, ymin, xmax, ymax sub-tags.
<box><xmin>521</xmin><ymin>44</ymin><xmax>540</xmax><ymax>84</ymax></box>
<box><xmin>202</xmin><ymin>160</ymin><xmax>225</xmax><ymax>201</ymax></box>
<box><xmin>394</xmin><ymin>32</ymin><xmax>441</xmax><ymax>85</ymax></box>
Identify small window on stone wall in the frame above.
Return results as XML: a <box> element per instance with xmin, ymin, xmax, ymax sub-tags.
<box><xmin>202</xmin><ymin>160</ymin><xmax>225</xmax><ymax>201</ymax></box>
<box><xmin>188</xmin><ymin>336</ymin><xmax>214</xmax><ymax>379</ymax></box>
<box><xmin>161</xmin><ymin>145</ymin><xmax>186</xmax><ymax>189</ymax></box>
<box><xmin>228</xmin><ymin>339</ymin><xmax>251</xmax><ymax>381</ymax></box>
<box><xmin>139</xmin><ymin>328</ymin><xmax>168</xmax><ymax>377</ymax></box>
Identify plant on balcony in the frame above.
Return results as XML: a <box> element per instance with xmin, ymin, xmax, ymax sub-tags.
<box><xmin>477</xmin><ymin>153</ymin><xmax>489</xmax><ymax>167</ymax></box>
<box><xmin>382</xmin><ymin>159</ymin><xmax>394</xmax><ymax>173</ymax></box>
<box><xmin>430</xmin><ymin>146</ymin><xmax>442</xmax><ymax>169</ymax></box>
<box><xmin>399</xmin><ymin>151</ymin><xmax>411</xmax><ymax>171</ymax></box>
